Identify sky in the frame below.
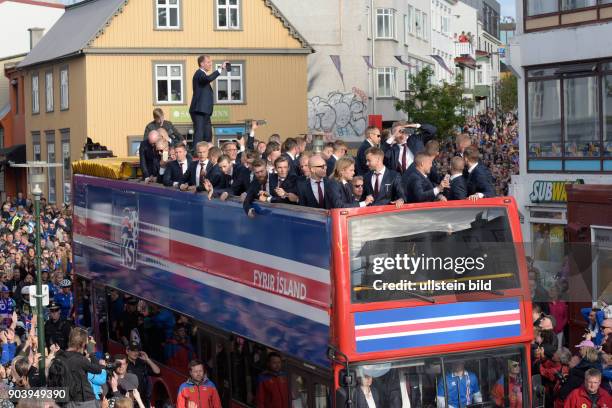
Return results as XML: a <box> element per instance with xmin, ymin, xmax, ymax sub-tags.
<box><xmin>499</xmin><ymin>0</ymin><xmax>516</xmax><ymax>18</ymax></box>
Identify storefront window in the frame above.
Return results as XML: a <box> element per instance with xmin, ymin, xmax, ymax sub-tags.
<box><xmin>604</xmin><ymin>75</ymin><xmax>612</xmax><ymax>157</ymax></box>
<box><xmin>564</xmin><ymin>76</ymin><xmax>600</xmax><ymax>157</ymax></box>
<box><xmin>528</xmin><ymin>80</ymin><xmax>561</xmax><ymax>157</ymax></box>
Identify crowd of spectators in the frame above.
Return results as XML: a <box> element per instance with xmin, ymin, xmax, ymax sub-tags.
<box><xmin>529</xmin><ymin>258</ymin><xmax>612</xmax><ymax>407</ymax></box>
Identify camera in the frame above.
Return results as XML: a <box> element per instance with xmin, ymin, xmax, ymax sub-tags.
<box><xmin>103</xmin><ymin>353</ymin><xmax>118</xmax><ymax>374</ymax></box>
<box><xmin>226</xmin><ymin>62</ymin><xmax>232</xmax><ymax>71</ymax></box>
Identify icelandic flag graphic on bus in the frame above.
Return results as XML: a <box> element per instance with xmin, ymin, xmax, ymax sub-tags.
<box><xmin>354</xmin><ymin>299</ymin><xmax>522</xmax><ymax>353</ymax></box>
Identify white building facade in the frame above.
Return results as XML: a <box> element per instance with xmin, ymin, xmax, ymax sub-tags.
<box><xmin>430</xmin><ymin>0</ymin><xmax>456</xmax><ymax>84</ymax></box>
<box><xmin>508</xmin><ymin>0</ymin><xmax>612</xmax><ymax>275</ymax></box>
<box><xmin>275</xmin><ymin>0</ymin><xmax>435</xmax><ymax>141</ymax></box>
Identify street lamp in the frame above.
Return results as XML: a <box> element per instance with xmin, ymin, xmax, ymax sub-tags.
<box><xmin>10</xmin><ymin>160</ymin><xmax>62</xmax><ymax>385</ymax></box>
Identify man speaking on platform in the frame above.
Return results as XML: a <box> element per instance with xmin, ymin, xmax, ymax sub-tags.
<box><xmin>189</xmin><ymin>55</ymin><xmax>229</xmax><ymax>145</ymax></box>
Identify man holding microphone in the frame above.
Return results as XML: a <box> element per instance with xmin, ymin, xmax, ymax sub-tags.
<box><xmin>189</xmin><ymin>56</ymin><xmax>230</xmax><ymax>146</ymax></box>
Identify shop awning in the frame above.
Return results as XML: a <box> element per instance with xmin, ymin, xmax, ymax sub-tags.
<box><xmin>0</xmin><ymin>144</ymin><xmax>26</xmax><ymax>164</ymax></box>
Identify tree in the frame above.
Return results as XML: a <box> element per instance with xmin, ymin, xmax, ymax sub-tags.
<box><xmin>395</xmin><ymin>66</ymin><xmax>474</xmax><ymax>139</ymax></box>
<box><xmin>499</xmin><ymin>74</ymin><xmax>518</xmax><ymax>113</ymax></box>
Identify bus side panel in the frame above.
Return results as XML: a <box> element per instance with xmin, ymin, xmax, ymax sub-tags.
<box><xmin>73</xmin><ymin>175</ymin><xmax>332</xmax><ymax>367</ymax></box>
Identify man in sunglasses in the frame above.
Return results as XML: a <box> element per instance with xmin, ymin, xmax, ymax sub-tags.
<box><xmin>492</xmin><ymin>360</ymin><xmax>523</xmax><ymax>408</ymax></box>
<box><xmin>356</xmin><ymin>126</ymin><xmax>382</xmax><ymax>176</ymax></box>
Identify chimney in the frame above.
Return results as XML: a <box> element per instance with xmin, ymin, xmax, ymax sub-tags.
<box><xmin>28</xmin><ymin>28</ymin><xmax>45</xmax><ymax>50</ymax></box>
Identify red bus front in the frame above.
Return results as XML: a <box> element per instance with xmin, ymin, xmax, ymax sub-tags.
<box><xmin>329</xmin><ymin>198</ymin><xmax>534</xmax><ymax>408</ymax></box>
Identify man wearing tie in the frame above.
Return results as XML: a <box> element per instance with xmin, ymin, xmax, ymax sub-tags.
<box><xmin>163</xmin><ymin>144</ymin><xmax>192</xmax><ymax>187</ymax></box>
<box><xmin>189</xmin><ymin>55</ymin><xmax>229</xmax><ymax>146</ymax></box>
<box><xmin>186</xmin><ymin>142</ymin><xmax>213</xmax><ymax>192</ymax></box>
<box><xmin>296</xmin><ymin>154</ymin><xmax>332</xmax><ymax>209</ymax></box>
<box><xmin>464</xmin><ymin>146</ymin><xmax>496</xmax><ymax>201</ymax></box>
<box><xmin>355</xmin><ymin>126</ymin><xmax>382</xmax><ymax>176</ymax></box>
<box><xmin>362</xmin><ymin>147</ymin><xmax>404</xmax><ymax>207</ymax></box>
<box><xmin>244</xmin><ymin>159</ymin><xmax>271</xmax><ymax>218</ymax></box>
<box><xmin>269</xmin><ymin>157</ymin><xmax>298</xmax><ymax>204</ymax></box>
<box><xmin>403</xmin><ymin>153</ymin><xmax>449</xmax><ymax>203</ymax></box>
<box><xmin>382</xmin><ymin>122</ymin><xmax>432</xmax><ymax>174</ymax></box>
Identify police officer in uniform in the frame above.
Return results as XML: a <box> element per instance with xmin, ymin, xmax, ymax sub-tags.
<box><xmin>54</xmin><ymin>279</ymin><xmax>73</xmax><ymax>320</ymax></box>
<box><xmin>44</xmin><ymin>301</ymin><xmax>72</xmax><ymax>350</ymax></box>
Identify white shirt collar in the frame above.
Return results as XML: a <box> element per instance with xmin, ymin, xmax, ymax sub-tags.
<box><xmin>287</xmin><ymin>152</ymin><xmax>296</xmax><ymax>160</ymax></box>
<box><xmin>373</xmin><ymin>166</ymin><xmax>386</xmax><ymax>177</ymax></box>
<box><xmin>332</xmin><ymin>154</ymin><xmax>339</xmax><ymax>160</ymax></box>
<box><xmin>367</xmin><ymin>139</ymin><xmax>375</xmax><ymax>147</ymax></box>
<box><xmin>468</xmin><ymin>163</ymin><xmax>478</xmax><ymax>174</ymax></box>
<box><xmin>450</xmin><ymin>173</ymin><xmax>463</xmax><ymax>181</ymax></box>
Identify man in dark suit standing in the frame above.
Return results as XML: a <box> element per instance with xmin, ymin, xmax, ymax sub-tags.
<box><xmin>296</xmin><ymin>154</ymin><xmax>333</xmax><ymax>209</ymax></box>
<box><xmin>403</xmin><ymin>153</ymin><xmax>449</xmax><ymax>203</ymax></box>
<box><xmin>186</xmin><ymin>142</ymin><xmax>213</xmax><ymax>192</ymax></box>
<box><xmin>163</xmin><ymin>144</ymin><xmax>192</xmax><ymax>188</ymax></box>
<box><xmin>464</xmin><ymin>146</ymin><xmax>496</xmax><ymax>201</ymax></box>
<box><xmin>362</xmin><ymin>147</ymin><xmax>404</xmax><ymax>207</ymax></box>
<box><xmin>244</xmin><ymin>159</ymin><xmax>270</xmax><ymax>218</ymax></box>
<box><xmin>356</xmin><ymin>126</ymin><xmax>382</xmax><ymax>176</ymax></box>
<box><xmin>139</xmin><ymin>130</ymin><xmax>161</xmax><ymax>182</ymax></box>
<box><xmin>444</xmin><ymin>156</ymin><xmax>468</xmax><ymax>200</ymax></box>
<box><xmin>189</xmin><ymin>55</ymin><xmax>229</xmax><ymax>146</ymax></box>
<box><xmin>382</xmin><ymin>122</ymin><xmax>433</xmax><ymax>174</ymax></box>
<box><xmin>269</xmin><ymin>157</ymin><xmax>298</xmax><ymax>204</ymax></box>
<box><xmin>280</xmin><ymin>138</ymin><xmax>300</xmax><ymax>176</ymax></box>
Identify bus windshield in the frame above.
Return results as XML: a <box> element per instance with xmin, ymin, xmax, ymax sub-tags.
<box><xmin>349</xmin><ymin>207</ymin><xmax>520</xmax><ymax>303</ymax></box>
<box><xmin>347</xmin><ymin>346</ymin><xmax>528</xmax><ymax>408</ymax></box>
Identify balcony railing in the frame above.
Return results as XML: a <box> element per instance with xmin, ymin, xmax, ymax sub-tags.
<box><xmin>455</xmin><ymin>42</ymin><xmax>475</xmax><ymax>59</ymax></box>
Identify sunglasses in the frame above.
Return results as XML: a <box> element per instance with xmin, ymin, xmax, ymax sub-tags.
<box><xmin>510</xmin><ymin>362</ymin><xmax>519</xmax><ymax>368</ymax></box>
<box><xmin>311</xmin><ymin>165</ymin><xmax>327</xmax><ymax>168</ymax></box>
<box><xmin>353</xmin><ymin>184</ymin><xmax>364</xmax><ymax>188</ymax></box>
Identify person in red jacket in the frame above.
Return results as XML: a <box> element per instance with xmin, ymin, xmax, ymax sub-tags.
<box><xmin>564</xmin><ymin>368</ymin><xmax>612</xmax><ymax>408</ymax></box>
<box><xmin>177</xmin><ymin>359</ymin><xmax>221</xmax><ymax>408</ymax></box>
<box><xmin>255</xmin><ymin>352</ymin><xmax>288</xmax><ymax>408</ymax></box>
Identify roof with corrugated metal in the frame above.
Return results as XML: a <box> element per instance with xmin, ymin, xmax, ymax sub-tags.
<box><xmin>19</xmin><ymin>0</ymin><xmax>311</xmax><ymax>69</ymax></box>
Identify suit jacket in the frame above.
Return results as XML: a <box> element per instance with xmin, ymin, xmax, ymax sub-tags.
<box><xmin>353</xmin><ymin>387</ymin><xmax>382</xmax><ymax>408</ymax></box>
<box><xmin>446</xmin><ymin>175</ymin><xmax>468</xmax><ymax>200</ymax></box>
<box><xmin>186</xmin><ymin>160</ymin><xmax>213</xmax><ymax>187</ymax></box>
<box><xmin>243</xmin><ymin>177</ymin><xmax>268</xmax><ymax>215</ymax></box>
<box><xmin>208</xmin><ymin>165</ymin><xmax>233</xmax><ymax>196</ymax></box>
<box><xmin>231</xmin><ymin>165</ymin><xmax>253</xmax><ymax>196</ymax></box>
<box><xmin>269</xmin><ymin>174</ymin><xmax>298</xmax><ymax>204</ymax></box>
<box><xmin>355</xmin><ymin>140</ymin><xmax>374</xmax><ymax>176</ymax></box>
<box><xmin>325</xmin><ymin>156</ymin><xmax>337</xmax><ymax>177</ymax></box>
<box><xmin>467</xmin><ymin>163</ymin><xmax>496</xmax><ymax>198</ymax></box>
<box><xmin>404</xmin><ymin>171</ymin><xmax>438</xmax><ymax>203</ymax></box>
<box><xmin>139</xmin><ymin>141</ymin><xmax>160</xmax><ymax>179</ymax></box>
<box><xmin>296</xmin><ymin>178</ymin><xmax>333</xmax><ymax>209</ymax></box>
<box><xmin>189</xmin><ymin>69</ymin><xmax>220</xmax><ymax>115</ymax></box>
<box><xmin>363</xmin><ymin>168</ymin><xmax>404</xmax><ymax>206</ymax></box>
<box><xmin>328</xmin><ymin>179</ymin><xmax>360</xmax><ymax>208</ymax></box>
<box><xmin>385</xmin><ymin>133</ymin><xmax>432</xmax><ymax>173</ymax></box>
<box><xmin>280</xmin><ymin>152</ymin><xmax>299</xmax><ymax>176</ymax></box>
<box><xmin>162</xmin><ymin>159</ymin><xmax>192</xmax><ymax>187</ymax></box>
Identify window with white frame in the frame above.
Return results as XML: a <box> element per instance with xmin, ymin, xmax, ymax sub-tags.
<box><xmin>377</xmin><ymin>67</ymin><xmax>397</xmax><ymax>97</ymax></box>
<box><xmin>422</xmin><ymin>12</ymin><xmax>429</xmax><ymax>41</ymax></box>
<box><xmin>32</xmin><ymin>74</ymin><xmax>39</xmax><ymax>114</ymax></box>
<box><xmin>407</xmin><ymin>6</ymin><xmax>415</xmax><ymax>35</ymax></box>
<box><xmin>217</xmin><ymin>0</ymin><xmax>240</xmax><ymax>30</ymax></box>
<box><xmin>376</xmin><ymin>8</ymin><xmax>395</xmax><ymax>39</ymax></box>
<box><xmin>155</xmin><ymin>63</ymin><xmax>183</xmax><ymax>103</ymax></box>
<box><xmin>60</xmin><ymin>68</ymin><xmax>68</xmax><ymax>110</ymax></box>
<box><xmin>47</xmin><ymin>136</ymin><xmax>56</xmax><ymax>203</ymax></box>
<box><xmin>404</xmin><ymin>15</ymin><xmax>409</xmax><ymax>44</ymax></box>
<box><xmin>45</xmin><ymin>72</ymin><xmax>53</xmax><ymax>112</ymax></box>
<box><xmin>415</xmin><ymin>10</ymin><xmax>423</xmax><ymax>38</ymax></box>
<box><xmin>156</xmin><ymin>0</ymin><xmax>180</xmax><ymax>29</ymax></box>
<box><xmin>215</xmin><ymin>62</ymin><xmax>244</xmax><ymax>103</ymax></box>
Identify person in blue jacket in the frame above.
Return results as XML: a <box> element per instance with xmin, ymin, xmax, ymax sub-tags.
<box><xmin>581</xmin><ymin>307</ymin><xmax>606</xmax><ymax>346</ymax></box>
<box><xmin>437</xmin><ymin>361</ymin><xmax>482</xmax><ymax>408</ymax></box>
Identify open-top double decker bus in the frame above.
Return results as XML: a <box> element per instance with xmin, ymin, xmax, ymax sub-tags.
<box><xmin>72</xmin><ymin>166</ymin><xmax>533</xmax><ymax>408</ymax></box>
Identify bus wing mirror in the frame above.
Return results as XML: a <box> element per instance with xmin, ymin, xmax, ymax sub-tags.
<box><xmin>339</xmin><ymin>368</ymin><xmax>357</xmax><ymax>388</ymax></box>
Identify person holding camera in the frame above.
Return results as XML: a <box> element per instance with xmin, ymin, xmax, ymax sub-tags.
<box><xmin>49</xmin><ymin>327</ymin><xmax>103</xmax><ymax>406</ymax></box>
<box><xmin>126</xmin><ymin>341</ymin><xmax>160</xmax><ymax>408</ymax></box>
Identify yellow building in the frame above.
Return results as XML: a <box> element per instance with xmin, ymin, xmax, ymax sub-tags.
<box><xmin>19</xmin><ymin>0</ymin><xmax>312</xmax><ymax>204</ymax></box>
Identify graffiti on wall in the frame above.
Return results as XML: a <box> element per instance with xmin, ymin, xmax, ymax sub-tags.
<box><xmin>308</xmin><ymin>87</ymin><xmax>368</xmax><ymax>139</ymax></box>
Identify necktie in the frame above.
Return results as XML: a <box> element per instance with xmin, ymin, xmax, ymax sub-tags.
<box><xmin>199</xmin><ymin>163</ymin><xmax>207</xmax><ymax>187</ymax></box>
<box><xmin>316</xmin><ymin>181</ymin><xmax>324</xmax><ymax>208</ymax></box>
<box><xmin>278</xmin><ymin>178</ymin><xmax>284</xmax><ymax>189</ymax></box>
<box><xmin>374</xmin><ymin>173</ymin><xmax>380</xmax><ymax>196</ymax></box>
<box><xmin>401</xmin><ymin>144</ymin><xmax>408</xmax><ymax>171</ymax></box>
<box><xmin>180</xmin><ymin>162</ymin><xmax>186</xmax><ymax>174</ymax></box>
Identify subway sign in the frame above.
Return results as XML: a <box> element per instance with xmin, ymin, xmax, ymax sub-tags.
<box><xmin>529</xmin><ymin>179</ymin><xmax>584</xmax><ymax>203</ymax></box>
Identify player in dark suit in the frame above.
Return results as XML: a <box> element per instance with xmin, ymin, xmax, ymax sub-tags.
<box><xmin>185</xmin><ymin>142</ymin><xmax>213</xmax><ymax>190</ymax></box>
<box><xmin>355</xmin><ymin>126</ymin><xmax>382</xmax><ymax>176</ymax></box>
<box><xmin>243</xmin><ymin>160</ymin><xmax>270</xmax><ymax>217</ymax></box>
<box><xmin>403</xmin><ymin>153</ymin><xmax>449</xmax><ymax>203</ymax></box>
<box><xmin>281</xmin><ymin>138</ymin><xmax>300</xmax><ymax>176</ymax></box>
<box><xmin>327</xmin><ymin>157</ymin><xmax>374</xmax><ymax>208</ymax></box>
<box><xmin>189</xmin><ymin>56</ymin><xmax>228</xmax><ymax>145</ymax></box>
<box><xmin>382</xmin><ymin>123</ymin><xmax>435</xmax><ymax>174</ymax></box>
<box><xmin>268</xmin><ymin>157</ymin><xmax>298</xmax><ymax>205</ymax></box>
<box><xmin>362</xmin><ymin>147</ymin><xmax>404</xmax><ymax>207</ymax></box>
<box><xmin>208</xmin><ymin>155</ymin><xmax>234</xmax><ymax>199</ymax></box>
<box><xmin>139</xmin><ymin>130</ymin><xmax>161</xmax><ymax>182</ymax></box>
<box><xmin>444</xmin><ymin>156</ymin><xmax>468</xmax><ymax>200</ymax></box>
<box><xmin>296</xmin><ymin>154</ymin><xmax>333</xmax><ymax>209</ymax></box>
<box><xmin>162</xmin><ymin>144</ymin><xmax>192</xmax><ymax>188</ymax></box>
<box><xmin>464</xmin><ymin>146</ymin><xmax>496</xmax><ymax>200</ymax></box>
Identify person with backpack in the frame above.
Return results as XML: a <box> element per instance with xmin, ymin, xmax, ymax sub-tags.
<box><xmin>48</xmin><ymin>327</ymin><xmax>103</xmax><ymax>407</ymax></box>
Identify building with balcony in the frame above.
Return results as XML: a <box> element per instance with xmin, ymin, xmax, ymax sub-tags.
<box><xmin>18</xmin><ymin>0</ymin><xmax>312</xmax><ymax>204</ymax></box>
<box><xmin>508</xmin><ymin>0</ymin><xmax>612</xmax><ymax>275</ymax></box>
<box><xmin>274</xmin><ymin>0</ymin><xmax>435</xmax><ymax>139</ymax></box>
<box><xmin>431</xmin><ymin>0</ymin><xmax>457</xmax><ymax>84</ymax></box>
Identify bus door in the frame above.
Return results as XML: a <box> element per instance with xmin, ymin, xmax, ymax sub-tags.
<box><xmin>287</xmin><ymin>363</ymin><xmax>331</xmax><ymax>408</ymax></box>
